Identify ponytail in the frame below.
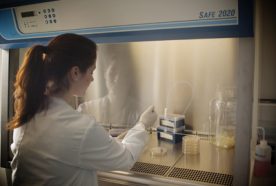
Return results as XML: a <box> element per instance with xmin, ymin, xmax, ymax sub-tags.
<box><xmin>8</xmin><ymin>33</ymin><xmax>97</xmax><ymax>129</ymax></box>
<box><xmin>8</xmin><ymin>45</ymin><xmax>48</xmax><ymax>129</ymax></box>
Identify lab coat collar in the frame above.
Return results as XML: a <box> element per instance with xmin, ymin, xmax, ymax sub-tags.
<box><xmin>49</xmin><ymin>96</ymin><xmax>75</xmax><ymax>111</ymax></box>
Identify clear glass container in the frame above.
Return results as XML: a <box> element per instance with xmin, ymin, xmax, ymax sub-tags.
<box><xmin>209</xmin><ymin>86</ymin><xmax>236</xmax><ymax>149</ymax></box>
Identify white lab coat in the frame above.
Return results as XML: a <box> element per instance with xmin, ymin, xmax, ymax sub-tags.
<box><xmin>11</xmin><ymin>97</ymin><xmax>148</xmax><ymax>186</ymax></box>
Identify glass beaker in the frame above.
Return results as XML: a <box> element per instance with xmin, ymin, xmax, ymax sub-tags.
<box><xmin>209</xmin><ymin>86</ymin><xmax>236</xmax><ymax>149</ymax></box>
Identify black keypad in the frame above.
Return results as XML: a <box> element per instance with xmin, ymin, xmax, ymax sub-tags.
<box><xmin>43</xmin><ymin>8</ymin><xmax>57</xmax><ymax>24</ymax></box>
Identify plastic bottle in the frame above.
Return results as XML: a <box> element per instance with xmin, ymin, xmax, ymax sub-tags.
<box><xmin>253</xmin><ymin>127</ymin><xmax>272</xmax><ymax>177</ymax></box>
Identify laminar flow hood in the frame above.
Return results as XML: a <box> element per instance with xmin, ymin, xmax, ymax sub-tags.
<box><xmin>0</xmin><ymin>0</ymin><xmax>252</xmax><ymax>48</ymax></box>
<box><xmin>0</xmin><ymin>1</ymin><xmax>255</xmax><ymax>186</ymax></box>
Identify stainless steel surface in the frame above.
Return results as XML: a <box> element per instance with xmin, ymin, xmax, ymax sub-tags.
<box><xmin>0</xmin><ymin>49</ymin><xmax>10</xmax><ymax>168</ymax></box>
<box><xmin>98</xmin><ymin>176</ymin><xmax>147</xmax><ymax>186</ymax></box>
<box><xmin>174</xmin><ymin>140</ymin><xmax>234</xmax><ymax>174</ymax></box>
<box><xmin>98</xmin><ymin>170</ymin><xmax>216</xmax><ymax>186</ymax></box>
<box><xmin>137</xmin><ymin>132</ymin><xmax>183</xmax><ymax>166</ymax></box>
<box><xmin>130</xmin><ymin>162</ymin><xmax>170</xmax><ymax>176</ymax></box>
<box><xmin>168</xmin><ymin>168</ymin><xmax>233</xmax><ymax>186</ymax></box>
<box><xmin>234</xmin><ymin>38</ymin><xmax>254</xmax><ymax>186</ymax></box>
<box><xmin>98</xmin><ymin>133</ymin><xmax>234</xmax><ymax>186</ymax></box>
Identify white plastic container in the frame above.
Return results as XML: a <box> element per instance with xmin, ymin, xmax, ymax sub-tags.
<box><xmin>253</xmin><ymin>139</ymin><xmax>272</xmax><ymax>177</ymax></box>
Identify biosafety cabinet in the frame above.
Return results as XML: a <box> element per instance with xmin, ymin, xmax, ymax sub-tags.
<box><xmin>1</xmin><ymin>0</ymin><xmax>273</xmax><ymax>186</ymax></box>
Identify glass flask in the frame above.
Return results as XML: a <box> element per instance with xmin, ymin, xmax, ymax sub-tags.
<box><xmin>209</xmin><ymin>87</ymin><xmax>236</xmax><ymax>149</ymax></box>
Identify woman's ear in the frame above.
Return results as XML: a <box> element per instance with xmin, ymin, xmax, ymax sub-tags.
<box><xmin>69</xmin><ymin>66</ymin><xmax>81</xmax><ymax>81</ymax></box>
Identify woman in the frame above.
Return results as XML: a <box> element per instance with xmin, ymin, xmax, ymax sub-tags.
<box><xmin>8</xmin><ymin>33</ymin><xmax>157</xmax><ymax>186</ymax></box>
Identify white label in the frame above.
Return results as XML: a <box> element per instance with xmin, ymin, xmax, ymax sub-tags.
<box><xmin>160</xmin><ymin>132</ymin><xmax>173</xmax><ymax>140</ymax></box>
<box><xmin>161</xmin><ymin>120</ymin><xmax>174</xmax><ymax>128</ymax></box>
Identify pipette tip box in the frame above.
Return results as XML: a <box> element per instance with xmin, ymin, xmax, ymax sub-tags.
<box><xmin>159</xmin><ymin>114</ymin><xmax>185</xmax><ymax>128</ymax></box>
<box><xmin>157</xmin><ymin>129</ymin><xmax>184</xmax><ymax>144</ymax></box>
<box><xmin>157</xmin><ymin>114</ymin><xmax>185</xmax><ymax>143</ymax></box>
<box><xmin>157</xmin><ymin>125</ymin><xmax>184</xmax><ymax>144</ymax></box>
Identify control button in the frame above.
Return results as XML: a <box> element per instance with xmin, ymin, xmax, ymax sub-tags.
<box><xmin>51</xmin><ymin>8</ymin><xmax>55</xmax><ymax>12</ymax></box>
<box><xmin>53</xmin><ymin>19</ymin><xmax>57</xmax><ymax>23</ymax></box>
<box><xmin>48</xmin><ymin>9</ymin><xmax>51</xmax><ymax>13</ymax></box>
<box><xmin>48</xmin><ymin>14</ymin><xmax>52</xmax><ymax>18</ymax></box>
<box><xmin>52</xmin><ymin>14</ymin><xmax>56</xmax><ymax>18</ymax></box>
<box><xmin>44</xmin><ymin>15</ymin><xmax>47</xmax><ymax>19</ymax></box>
<box><xmin>45</xmin><ymin>20</ymin><xmax>48</xmax><ymax>24</ymax></box>
<box><xmin>49</xmin><ymin>20</ymin><xmax>52</xmax><ymax>24</ymax></box>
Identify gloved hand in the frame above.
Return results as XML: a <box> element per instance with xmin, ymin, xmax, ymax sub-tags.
<box><xmin>139</xmin><ymin>105</ymin><xmax>157</xmax><ymax>128</ymax></box>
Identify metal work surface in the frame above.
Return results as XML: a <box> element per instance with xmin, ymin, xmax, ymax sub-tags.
<box><xmin>137</xmin><ymin>132</ymin><xmax>183</xmax><ymax>166</ymax></box>
<box><xmin>98</xmin><ymin>133</ymin><xmax>234</xmax><ymax>186</ymax></box>
<box><xmin>174</xmin><ymin>140</ymin><xmax>234</xmax><ymax>174</ymax></box>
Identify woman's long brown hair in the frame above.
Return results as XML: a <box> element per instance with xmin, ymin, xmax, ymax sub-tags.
<box><xmin>8</xmin><ymin>33</ymin><xmax>97</xmax><ymax>129</ymax></box>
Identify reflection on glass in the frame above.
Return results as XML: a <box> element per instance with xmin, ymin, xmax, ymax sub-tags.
<box><xmin>76</xmin><ymin>39</ymin><xmax>238</xmax><ymax>135</ymax></box>
<box><xmin>78</xmin><ymin>46</ymin><xmax>140</xmax><ymax>132</ymax></box>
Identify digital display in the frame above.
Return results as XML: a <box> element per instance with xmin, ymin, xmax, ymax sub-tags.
<box><xmin>21</xmin><ymin>11</ymin><xmax>35</xmax><ymax>18</ymax></box>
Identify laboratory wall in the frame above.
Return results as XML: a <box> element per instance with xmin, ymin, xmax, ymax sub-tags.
<box><xmin>83</xmin><ymin>38</ymin><xmax>239</xmax><ymax>132</ymax></box>
<box><xmin>250</xmin><ymin>1</ymin><xmax>276</xmax><ymax>185</ymax></box>
<box><xmin>259</xmin><ymin>1</ymin><xmax>276</xmax><ymax>100</ymax></box>
<box><xmin>258</xmin><ymin>0</ymin><xmax>276</xmax><ymax>138</ymax></box>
